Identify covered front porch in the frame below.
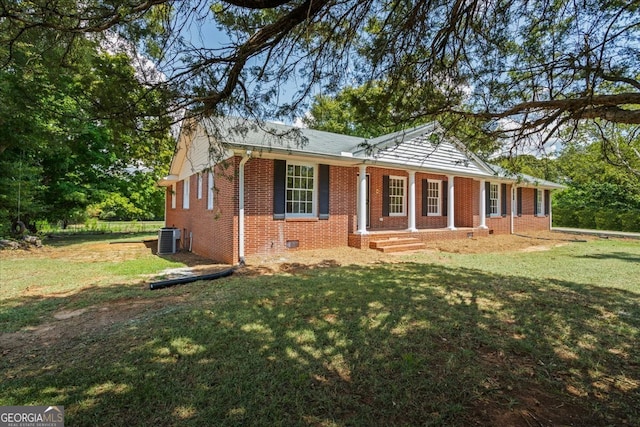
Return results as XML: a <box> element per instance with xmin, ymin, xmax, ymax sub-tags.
<box><xmin>348</xmin><ymin>164</ymin><xmax>500</xmax><ymax>252</ymax></box>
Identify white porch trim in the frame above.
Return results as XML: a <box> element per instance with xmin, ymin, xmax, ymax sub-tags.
<box><xmin>407</xmin><ymin>171</ymin><xmax>418</xmax><ymax>232</ymax></box>
<box><xmin>238</xmin><ymin>152</ymin><xmax>251</xmax><ymax>265</ymax></box>
<box><xmin>479</xmin><ymin>179</ymin><xmax>488</xmax><ymax>229</ymax></box>
<box><xmin>357</xmin><ymin>165</ymin><xmax>368</xmax><ymax>234</ymax></box>
<box><xmin>447</xmin><ymin>175</ymin><xmax>456</xmax><ymax>230</ymax></box>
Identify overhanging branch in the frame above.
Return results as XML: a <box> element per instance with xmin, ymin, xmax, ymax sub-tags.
<box><xmin>464</xmin><ymin>93</ymin><xmax>640</xmax><ymax>125</ymax></box>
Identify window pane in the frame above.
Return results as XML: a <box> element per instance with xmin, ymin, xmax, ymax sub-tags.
<box><xmin>286</xmin><ymin>163</ymin><xmax>315</xmax><ymax>215</ymax></box>
<box><xmin>490</xmin><ymin>183</ymin><xmax>499</xmax><ymax>215</ymax></box>
<box><xmin>427</xmin><ymin>181</ymin><xmax>440</xmax><ymax>214</ymax></box>
<box><xmin>388</xmin><ymin>177</ymin><xmax>405</xmax><ymax>215</ymax></box>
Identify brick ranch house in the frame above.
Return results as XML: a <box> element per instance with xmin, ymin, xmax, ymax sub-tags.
<box><xmin>159</xmin><ymin>118</ymin><xmax>563</xmax><ymax>264</ymax></box>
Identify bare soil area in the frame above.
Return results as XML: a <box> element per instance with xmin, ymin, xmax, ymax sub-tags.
<box><xmin>243</xmin><ymin>231</ymin><xmax>593</xmax><ymax>273</ymax></box>
<box><xmin>0</xmin><ymin>296</ymin><xmax>186</xmax><ymax>357</ymax></box>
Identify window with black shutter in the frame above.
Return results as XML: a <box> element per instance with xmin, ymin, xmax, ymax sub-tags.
<box><xmin>318</xmin><ymin>164</ymin><xmax>330</xmax><ymax>219</ymax></box>
<box><xmin>273</xmin><ymin>160</ymin><xmax>286</xmax><ymax>219</ymax></box>
<box><xmin>442</xmin><ymin>180</ymin><xmax>448</xmax><ymax>217</ymax></box>
<box><xmin>544</xmin><ymin>189</ymin><xmax>550</xmax><ymax>216</ymax></box>
<box><xmin>382</xmin><ymin>175</ymin><xmax>390</xmax><ymax>217</ymax></box>
<box><xmin>501</xmin><ymin>183</ymin><xmax>507</xmax><ymax>217</ymax></box>
<box><xmin>421</xmin><ymin>179</ymin><xmax>428</xmax><ymax>216</ymax></box>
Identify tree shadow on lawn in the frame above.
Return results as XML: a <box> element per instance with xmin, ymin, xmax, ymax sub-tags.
<box><xmin>1</xmin><ymin>262</ymin><xmax>639</xmax><ymax>427</ymax></box>
<box><xmin>579</xmin><ymin>251</ymin><xmax>640</xmax><ymax>263</ymax></box>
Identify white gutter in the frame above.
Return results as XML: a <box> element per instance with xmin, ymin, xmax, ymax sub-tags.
<box><xmin>510</xmin><ymin>186</ymin><xmax>515</xmax><ymax>235</ymax></box>
<box><xmin>230</xmin><ymin>146</ymin><xmax>497</xmax><ymax>181</ymax></box>
<box><xmin>238</xmin><ymin>151</ymin><xmax>251</xmax><ymax>265</ymax></box>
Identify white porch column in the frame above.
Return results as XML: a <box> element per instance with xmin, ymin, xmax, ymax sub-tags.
<box><xmin>447</xmin><ymin>175</ymin><xmax>456</xmax><ymax>230</ymax></box>
<box><xmin>479</xmin><ymin>179</ymin><xmax>488</xmax><ymax>229</ymax></box>
<box><xmin>357</xmin><ymin>165</ymin><xmax>368</xmax><ymax>234</ymax></box>
<box><xmin>407</xmin><ymin>171</ymin><xmax>417</xmax><ymax>232</ymax></box>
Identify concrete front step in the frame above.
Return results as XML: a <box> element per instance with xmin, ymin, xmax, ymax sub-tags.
<box><xmin>370</xmin><ymin>238</ymin><xmax>427</xmax><ymax>253</ymax></box>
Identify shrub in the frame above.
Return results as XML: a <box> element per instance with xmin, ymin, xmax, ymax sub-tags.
<box><xmin>595</xmin><ymin>209</ymin><xmax>621</xmax><ymax>231</ymax></box>
<box><xmin>552</xmin><ymin>207</ymin><xmax>576</xmax><ymax>227</ymax></box>
<box><xmin>619</xmin><ymin>211</ymin><xmax>640</xmax><ymax>232</ymax></box>
<box><xmin>576</xmin><ymin>208</ymin><xmax>597</xmax><ymax>229</ymax></box>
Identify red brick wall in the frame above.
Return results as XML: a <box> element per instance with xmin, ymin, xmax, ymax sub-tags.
<box><xmin>164</xmin><ymin>158</ymin><xmax>239</xmax><ymax>264</ymax></box>
<box><xmin>484</xmin><ymin>183</ymin><xmax>512</xmax><ymax>234</ymax></box>
<box><xmin>454</xmin><ymin>177</ymin><xmax>476</xmax><ymax>228</ymax></box>
<box><xmin>164</xmin><ymin>158</ymin><xmax>551</xmax><ymax>262</ymax></box>
<box><xmin>367</xmin><ymin>167</ymin><xmax>408</xmax><ymax>230</ymax></box>
<box><xmin>415</xmin><ymin>172</ymin><xmax>448</xmax><ymax>229</ymax></box>
<box><xmin>513</xmin><ymin>187</ymin><xmax>551</xmax><ymax>232</ymax></box>
<box><xmin>243</xmin><ymin>158</ymin><xmax>357</xmax><ymax>257</ymax></box>
<box><xmin>367</xmin><ymin>173</ymin><xmax>478</xmax><ymax>230</ymax></box>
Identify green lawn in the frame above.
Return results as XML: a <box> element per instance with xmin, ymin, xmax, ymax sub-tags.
<box><xmin>1</xmin><ymin>236</ymin><xmax>638</xmax><ymax>426</ymax></box>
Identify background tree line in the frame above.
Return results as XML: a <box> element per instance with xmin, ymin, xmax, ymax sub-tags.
<box><xmin>0</xmin><ymin>19</ymin><xmax>174</xmax><ymax>235</ymax></box>
<box><xmin>1</xmin><ymin>1</ymin><xmax>638</xmax><ymax>235</ymax></box>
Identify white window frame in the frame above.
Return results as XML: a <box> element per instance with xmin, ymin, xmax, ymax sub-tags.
<box><xmin>171</xmin><ymin>183</ymin><xmax>176</xmax><ymax>209</ymax></box>
<box><xmin>197</xmin><ymin>173</ymin><xmax>203</xmax><ymax>200</ymax></box>
<box><xmin>388</xmin><ymin>175</ymin><xmax>407</xmax><ymax>217</ymax></box>
<box><xmin>427</xmin><ymin>180</ymin><xmax>441</xmax><ymax>216</ymax></box>
<box><xmin>207</xmin><ymin>171</ymin><xmax>214</xmax><ymax>210</ymax></box>
<box><xmin>285</xmin><ymin>162</ymin><xmax>317</xmax><ymax>217</ymax></box>
<box><xmin>536</xmin><ymin>189</ymin><xmax>545</xmax><ymax>217</ymax></box>
<box><xmin>489</xmin><ymin>182</ymin><xmax>500</xmax><ymax>217</ymax></box>
<box><xmin>183</xmin><ymin>177</ymin><xmax>190</xmax><ymax>209</ymax></box>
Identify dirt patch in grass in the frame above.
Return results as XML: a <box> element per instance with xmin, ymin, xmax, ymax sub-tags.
<box><xmin>471</xmin><ymin>347</ymin><xmax>590</xmax><ymax>426</ymax></box>
<box><xmin>421</xmin><ymin>231</ymin><xmax>590</xmax><ymax>254</ymax></box>
<box><xmin>1</xmin><ymin>238</ymin><xmax>228</xmax><ymax>360</ymax></box>
<box><xmin>0</xmin><ymin>295</ymin><xmax>186</xmax><ymax>359</ymax></box>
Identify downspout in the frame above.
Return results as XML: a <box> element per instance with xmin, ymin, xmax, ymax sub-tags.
<box><xmin>510</xmin><ymin>185</ymin><xmax>515</xmax><ymax>235</ymax></box>
<box><xmin>238</xmin><ymin>151</ymin><xmax>251</xmax><ymax>266</ymax></box>
<box><xmin>549</xmin><ymin>190</ymin><xmax>553</xmax><ymax>230</ymax></box>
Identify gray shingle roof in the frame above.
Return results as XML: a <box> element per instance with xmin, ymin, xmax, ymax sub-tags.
<box><xmin>187</xmin><ymin>117</ymin><xmax>562</xmax><ymax>188</ymax></box>
<box><xmin>201</xmin><ymin>117</ymin><xmax>364</xmax><ymax>156</ymax></box>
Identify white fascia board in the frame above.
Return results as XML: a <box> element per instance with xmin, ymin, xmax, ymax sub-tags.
<box><xmin>229</xmin><ymin>145</ymin><xmax>500</xmax><ymax>178</ymax></box>
<box><xmin>516</xmin><ymin>180</ymin><xmax>566</xmax><ymax>190</ymax></box>
<box><xmin>359</xmin><ymin>158</ymin><xmax>496</xmax><ymax>180</ymax></box>
<box><xmin>157</xmin><ymin>174</ymin><xmax>179</xmax><ymax>187</ymax></box>
<box><xmin>229</xmin><ymin>147</ymin><xmax>363</xmax><ymax>167</ymax></box>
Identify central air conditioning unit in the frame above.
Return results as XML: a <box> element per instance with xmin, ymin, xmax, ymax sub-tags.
<box><xmin>158</xmin><ymin>227</ymin><xmax>181</xmax><ymax>254</ymax></box>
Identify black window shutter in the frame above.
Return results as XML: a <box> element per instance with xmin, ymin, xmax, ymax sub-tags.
<box><xmin>318</xmin><ymin>164</ymin><xmax>330</xmax><ymax>219</ymax></box>
<box><xmin>534</xmin><ymin>189</ymin><xmax>539</xmax><ymax>215</ymax></box>
<box><xmin>544</xmin><ymin>189</ymin><xmax>550</xmax><ymax>216</ymax></box>
<box><xmin>421</xmin><ymin>179</ymin><xmax>428</xmax><ymax>216</ymax></box>
<box><xmin>273</xmin><ymin>160</ymin><xmax>286</xmax><ymax>219</ymax></box>
<box><xmin>382</xmin><ymin>175</ymin><xmax>390</xmax><ymax>217</ymax></box>
<box><xmin>501</xmin><ymin>184</ymin><xmax>507</xmax><ymax>217</ymax></box>
<box><xmin>485</xmin><ymin>182</ymin><xmax>491</xmax><ymax>217</ymax></box>
<box><xmin>442</xmin><ymin>180</ymin><xmax>448</xmax><ymax>217</ymax></box>
<box><xmin>517</xmin><ymin>187</ymin><xmax>523</xmax><ymax>217</ymax></box>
